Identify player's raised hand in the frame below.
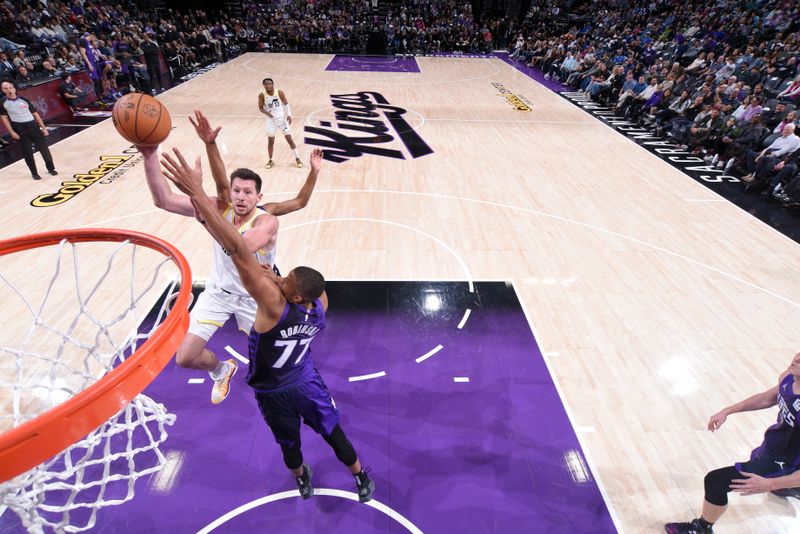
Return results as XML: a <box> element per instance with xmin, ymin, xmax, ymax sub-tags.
<box><xmin>161</xmin><ymin>148</ymin><xmax>204</xmax><ymax>198</ymax></box>
<box><xmin>259</xmin><ymin>264</ymin><xmax>281</xmax><ymax>282</ymax></box>
<box><xmin>310</xmin><ymin>148</ymin><xmax>323</xmax><ymax>172</ymax></box>
<box><xmin>189</xmin><ymin>109</ymin><xmax>221</xmax><ymax>144</ymax></box>
<box><xmin>707</xmin><ymin>410</ymin><xmax>728</xmax><ymax>432</ymax></box>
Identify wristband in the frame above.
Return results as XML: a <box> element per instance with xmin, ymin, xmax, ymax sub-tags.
<box><xmin>284</xmin><ymin>104</ymin><xmax>291</xmax><ymax>116</ymax></box>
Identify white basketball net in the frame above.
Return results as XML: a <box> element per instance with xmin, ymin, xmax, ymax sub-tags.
<box><xmin>0</xmin><ymin>238</ymin><xmax>182</xmax><ymax>533</ymax></box>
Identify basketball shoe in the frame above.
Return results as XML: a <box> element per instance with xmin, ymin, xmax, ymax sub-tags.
<box><xmin>265</xmin><ymin>160</ymin><xmax>275</xmax><ymax>169</ymax></box>
<box><xmin>355</xmin><ymin>469</ymin><xmax>375</xmax><ymax>503</ymax></box>
<box><xmin>210</xmin><ymin>359</ymin><xmax>237</xmax><ymax>404</ymax></box>
<box><xmin>295</xmin><ymin>464</ymin><xmax>313</xmax><ymax>499</ymax></box>
<box><xmin>664</xmin><ymin>518</ymin><xmax>713</xmax><ymax>533</ymax></box>
<box><xmin>295</xmin><ymin>158</ymin><xmax>303</xmax><ymax>168</ymax></box>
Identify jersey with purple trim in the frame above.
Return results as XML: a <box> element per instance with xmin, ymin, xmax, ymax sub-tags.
<box><xmin>246</xmin><ymin>299</ymin><xmax>326</xmax><ymax>392</ymax></box>
<box><xmin>751</xmin><ymin>374</ymin><xmax>800</xmax><ymax>468</ymax></box>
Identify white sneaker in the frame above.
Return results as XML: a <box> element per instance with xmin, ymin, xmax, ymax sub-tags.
<box><xmin>211</xmin><ymin>359</ymin><xmax>237</xmax><ymax>404</ymax></box>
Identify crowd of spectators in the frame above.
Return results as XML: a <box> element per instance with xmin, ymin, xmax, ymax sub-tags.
<box><xmin>4</xmin><ymin>0</ymin><xmax>799</xmax><ymax>210</ymax></box>
<box><xmin>0</xmin><ymin>0</ymin><xmax>509</xmax><ymax>107</ymax></box>
<box><xmin>382</xmin><ymin>1</ymin><xmax>509</xmax><ymax>55</ymax></box>
<box><xmin>0</xmin><ymin>0</ymin><xmax>243</xmax><ymax>107</ymax></box>
<box><xmin>509</xmin><ymin>0</ymin><xmax>800</xmax><ymax>208</ymax></box>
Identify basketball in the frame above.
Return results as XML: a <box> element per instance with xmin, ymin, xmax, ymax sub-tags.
<box><xmin>111</xmin><ymin>93</ymin><xmax>172</xmax><ymax>147</ymax></box>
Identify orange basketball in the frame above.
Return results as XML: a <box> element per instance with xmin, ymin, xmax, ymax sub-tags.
<box><xmin>111</xmin><ymin>93</ymin><xmax>172</xmax><ymax>147</ymax></box>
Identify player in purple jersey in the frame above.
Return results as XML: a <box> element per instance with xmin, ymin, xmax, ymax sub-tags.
<box><xmin>160</xmin><ymin>147</ymin><xmax>375</xmax><ymax>503</ymax></box>
<box><xmin>665</xmin><ymin>352</ymin><xmax>800</xmax><ymax>534</ymax></box>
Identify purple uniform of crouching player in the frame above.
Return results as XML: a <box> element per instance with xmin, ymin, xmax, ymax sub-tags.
<box><xmin>665</xmin><ymin>352</ymin><xmax>800</xmax><ymax>534</ymax></box>
<box><xmin>159</xmin><ymin>146</ymin><xmax>374</xmax><ymax>504</ymax></box>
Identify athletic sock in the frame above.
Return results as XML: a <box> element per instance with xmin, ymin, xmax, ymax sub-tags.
<box><xmin>292</xmin><ymin>148</ymin><xmax>300</xmax><ymax>159</ymax></box>
<box><xmin>697</xmin><ymin>517</ymin><xmax>713</xmax><ymax>530</ymax></box>
<box><xmin>296</xmin><ymin>465</ymin><xmax>308</xmax><ymax>482</ymax></box>
<box><xmin>209</xmin><ymin>360</ymin><xmax>227</xmax><ymax>380</ymax></box>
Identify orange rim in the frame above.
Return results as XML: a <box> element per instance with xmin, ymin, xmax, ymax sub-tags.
<box><xmin>0</xmin><ymin>229</ymin><xmax>191</xmax><ymax>483</ymax></box>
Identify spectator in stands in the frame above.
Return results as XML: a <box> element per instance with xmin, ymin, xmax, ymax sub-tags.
<box><xmin>706</xmin><ymin>116</ymin><xmax>744</xmax><ymax>169</ymax></box>
<box><xmin>656</xmin><ymin>90</ymin><xmax>690</xmax><ymax>127</ymax></box>
<box><xmin>760</xmin><ymin>146</ymin><xmax>800</xmax><ymax>201</ymax></box>
<box><xmin>777</xmin><ymin>74</ymin><xmax>800</xmax><ymax>102</ymax></box>
<box><xmin>140</xmin><ymin>32</ymin><xmax>164</xmax><ymax>93</ymax></box>
<box><xmin>67</xmin><ymin>44</ymin><xmax>82</xmax><ymax>65</ymax></box>
<box><xmin>54</xmin><ymin>46</ymin><xmax>71</xmax><ymax>70</ymax></box>
<box><xmin>761</xmin><ymin>101</ymin><xmax>788</xmax><ymax>130</ymax></box>
<box><xmin>40</xmin><ymin>59</ymin><xmax>59</xmax><ymax>79</ymax></box>
<box><xmin>15</xmin><ymin>66</ymin><xmax>32</xmax><ymax>86</ymax></box>
<box><xmin>623</xmin><ymin>76</ymin><xmax>659</xmax><ymax>118</ymax></box>
<box><xmin>687</xmin><ymin>105</ymin><xmax>724</xmax><ymax>154</ymax></box>
<box><xmin>742</xmin><ymin>123</ymin><xmax>800</xmax><ymax>183</ymax></box>
<box><xmin>58</xmin><ymin>72</ymin><xmax>88</xmax><ymax>112</ymax></box>
<box><xmin>63</xmin><ymin>57</ymin><xmax>81</xmax><ymax>73</ymax></box>
<box><xmin>12</xmin><ymin>50</ymin><xmax>30</xmax><ymax>70</ymax></box>
<box><xmin>0</xmin><ymin>52</ymin><xmax>14</xmax><ymax>77</ymax></box>
<box><xmin>616</xmin><ymin>74</ymin><xmax>647</xmax><ymax>112</ymax></box>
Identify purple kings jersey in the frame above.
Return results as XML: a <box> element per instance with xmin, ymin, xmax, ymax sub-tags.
<box><xmin>751</xmin><ymin>373</ymin><xmax>800</xmax><ymax>468</ymax></box>
<box><xmin>246</xmin><ymin>299</ymin><xmax>326</xmax><ymax>392</ymax></box>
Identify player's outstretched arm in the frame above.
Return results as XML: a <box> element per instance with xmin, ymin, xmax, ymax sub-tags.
<box><xmin>138</xmin><ymin>144</ymin><xmax>196</xmax><ymax>217</ymax></box>
<box><xmin>707</xmin><ymin>380</ymin><xmax>781</xmax><ymax>431</ymax></box>
<box><xmin>262</xmin><ymin>148</ymin><xmax>322</xmax><ymax>216</ymax></box>
<box><xmin>189</xmin><ymin>109</ymin><xmax>230</xmax><ymax>204</ymax></box>
<box><xmin>161</xmin><ymin>148</ymin><xmax>281</xmax><ymax>308</ymax></box>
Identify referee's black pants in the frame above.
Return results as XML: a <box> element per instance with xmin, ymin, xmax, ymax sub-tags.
<box><xmin>14</xmin><ymin>121</ymin><xmax>54</xmax><ymax>177</ymax></box>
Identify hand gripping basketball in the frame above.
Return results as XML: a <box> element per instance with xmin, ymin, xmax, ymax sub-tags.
<box><xmin>112</xmin><ymin>93</ymin><xmax>172</xmax><ymax>146</ymax></box>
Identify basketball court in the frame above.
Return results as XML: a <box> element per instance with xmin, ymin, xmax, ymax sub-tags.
<box><xmin>1</xmin><ymin>53</ymin><xmax>800</xmax><ymax>533</ymax></box>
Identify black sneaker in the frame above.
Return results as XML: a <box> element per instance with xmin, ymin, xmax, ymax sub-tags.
<box><xmin>772</xmin><ymin>487</ymin><xmax>800</xmax><ymax>498</ymax></box>
<box><xmin>48</xmin><ymin>169</ymin><xmax>58</xmax><ymax>176</ymax></box>
<box><xmin>355</xmin><ymin>469</ymin><xmax>375</xmax><ymax>503</ymax></box>
<box><xmin>664</xmin><ymin>518</ymin><xmax>713</xmax><ymax>534</ymax></box>
<box><xmin>32</xmin><ymin>174</ymin><xmax>41</xmax><ymax>180</ymax></box>
<box><xmin>295</xmin><ymin>464</ymin><xmax>313</xmax><ymax>500</ymax></box>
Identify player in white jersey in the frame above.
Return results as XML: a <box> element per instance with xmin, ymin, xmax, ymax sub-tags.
<box><xmin>258</xmin><ymin>77</ymin><xmax>303</xmax><ymax>169</ymax></box>
<box><xmin>139</xmin><ymin>110</ymin><xmax>322</xmax><ymax>404</ymax></box>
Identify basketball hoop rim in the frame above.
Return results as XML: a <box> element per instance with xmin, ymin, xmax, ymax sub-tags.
<box><xmin>0</xmin><ymin>228</ymin><xmax>192</xmax><ymax>483</ymax></box>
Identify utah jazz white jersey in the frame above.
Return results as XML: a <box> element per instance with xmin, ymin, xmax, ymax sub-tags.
<box><xmin>261</xmin><ymin>89</ymin><xmax>285</xmax><ymax>118</ymax></box>
<box><xmin>210</xmin><ymin>205</ymin><xmax>276</xmax><ymax>295</ymax></box>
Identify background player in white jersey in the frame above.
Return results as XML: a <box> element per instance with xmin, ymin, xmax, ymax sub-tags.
<box><xmin>139</xmin><ymin>110</ymin><xmax>322</xmax><ymax>404</ymax></box>
<box><xmin>258</xmin><ymin>77</ymin><xmax>302</xmax><ymax>169</ymax></box>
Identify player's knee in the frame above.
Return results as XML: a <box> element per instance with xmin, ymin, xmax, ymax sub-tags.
<box><xmin>703</xmin><ymin>467</ymin><xmax>733</xmax><ymax>506</ymax></box>
<box><xmin>280</xmin><ymin>442</ymin><xmax>303</xmax><ymax>470</ymax></box>
<box><xmin>175</xmin><ymin>343</ymin><xmax>201</xmax><ymax>368</ymax></box>
<box><xmin>323</xmin><ymin>425</ymin><xmax>357</xmax><ymax>466</ymax></box>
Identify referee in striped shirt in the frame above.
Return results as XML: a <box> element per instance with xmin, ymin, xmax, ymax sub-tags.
<box><xmin>0</xmin><ymin>79</ymin><xmax>58</xmax><ymax>180</ymax></box>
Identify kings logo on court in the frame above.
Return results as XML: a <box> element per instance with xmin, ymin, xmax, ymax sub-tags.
<box><xmin>304</xmin><ymin>91</ymin><xmax>434</xmax><ymax>163</ymax></box>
